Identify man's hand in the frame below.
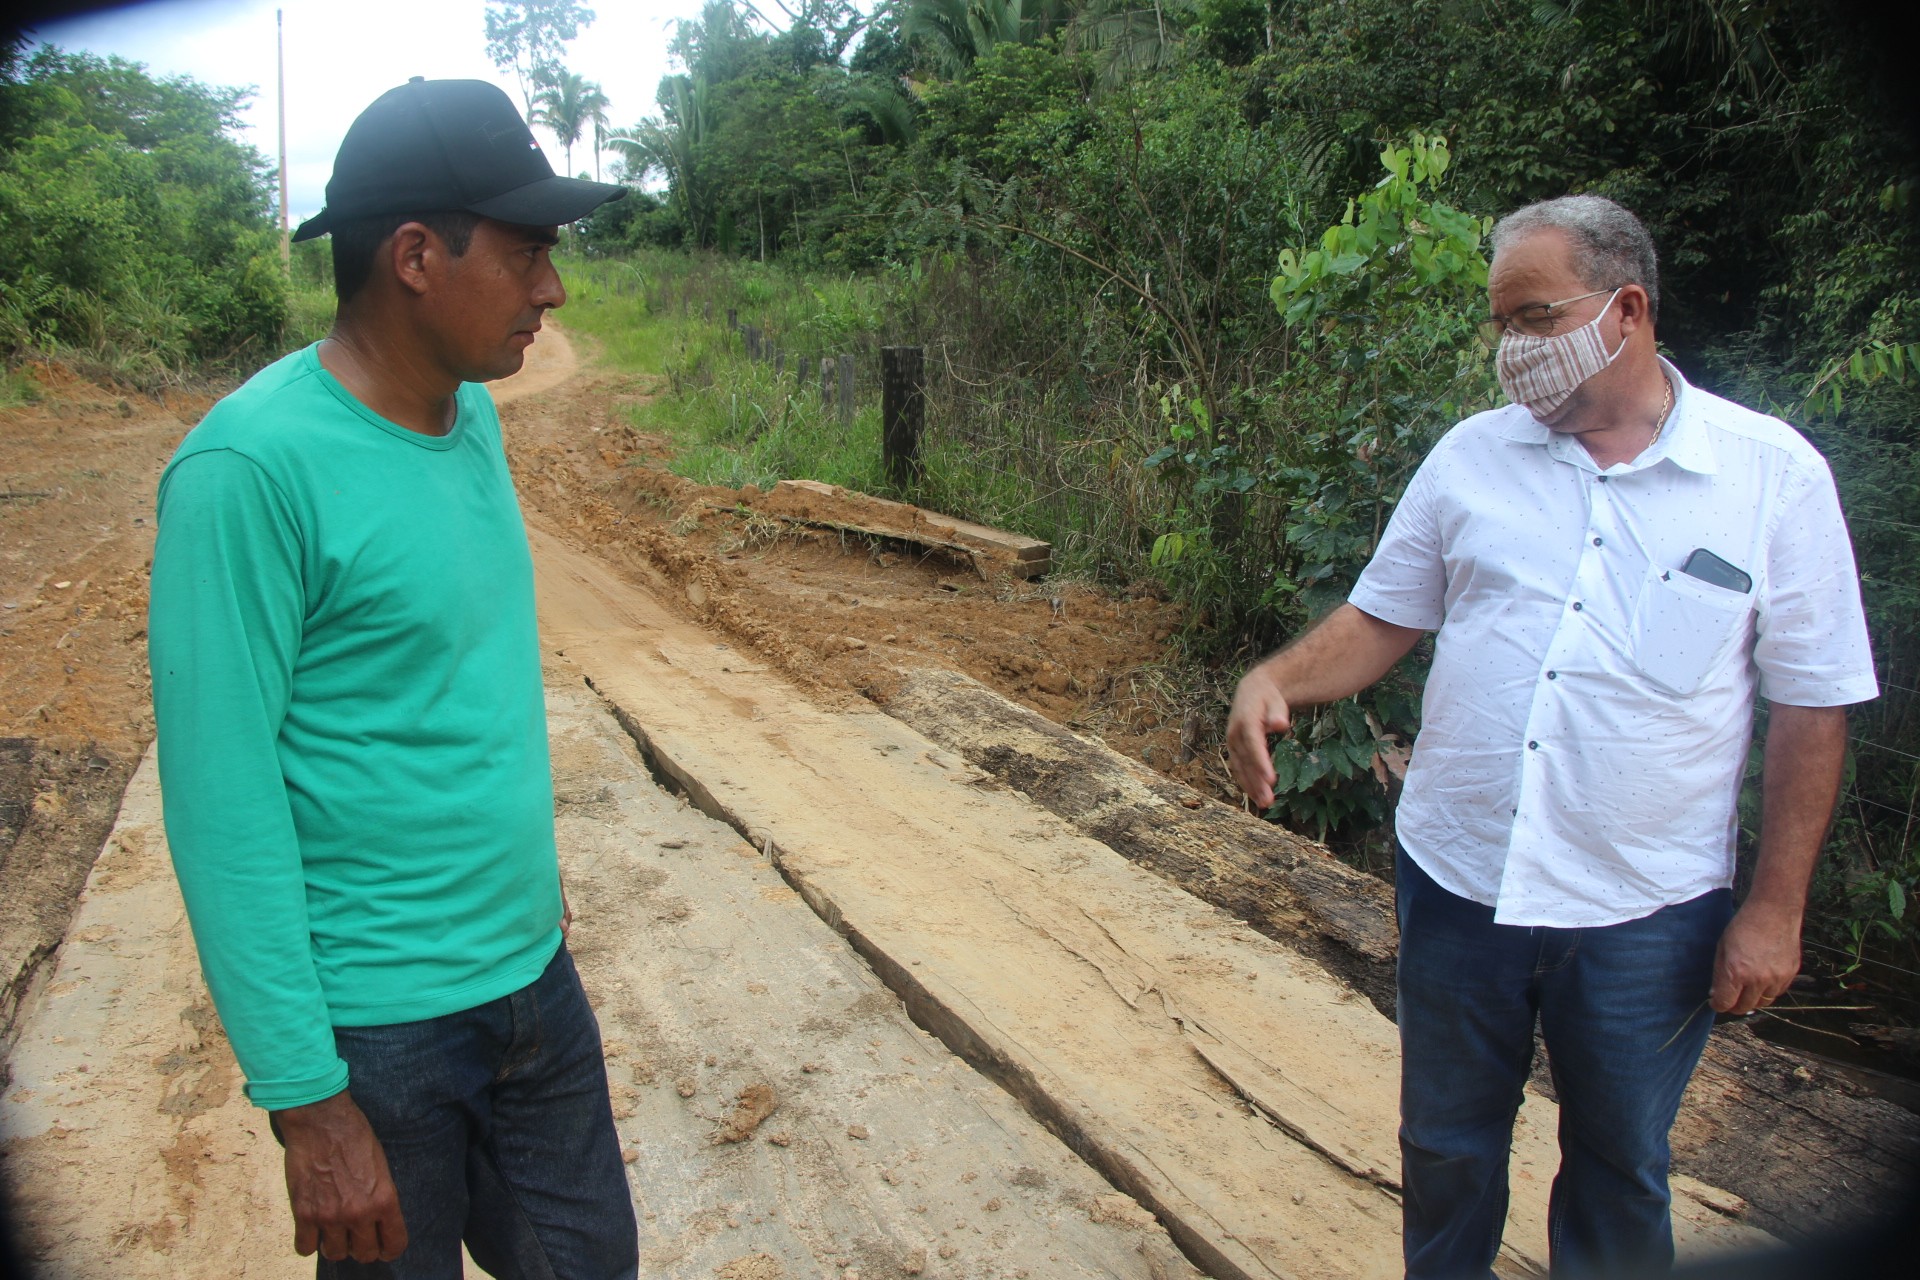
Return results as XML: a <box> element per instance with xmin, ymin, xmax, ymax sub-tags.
<box><xmin>1227</xmin><ymin>667</ymin><xmax>1294</xmax><ymax>810</ymax></box>
<box><xmin>560</xmin><ymin>877</ymin><xmax>573</xmax><ymax>938</ymax></box>
<box><xmin>1710</xmin><ymin>702</ymin><xmax>1848</xmax><ymax>1018</ymax></box>
<box><xmin>275</xmin><ymin>1090</ymin><xmax>407</xmax><ymax>1263</ymax></box>
<box><xmin>1710</xmin><ymin>901</ymin><xmax>1802</xmax><ymax>1016</ymax></box>
<box><xmin>1223</xmin><ymin>606</ymin><xmax>1425</xmax><ymax>811</ymax></box>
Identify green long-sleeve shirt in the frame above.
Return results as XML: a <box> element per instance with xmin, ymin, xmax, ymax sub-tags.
<box><xmin>149</xmin><ymin>343</ymin><xmax>561</xmax><ymax>1110</ymax></box>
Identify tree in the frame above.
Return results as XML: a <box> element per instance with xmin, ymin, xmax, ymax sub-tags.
<box><xmin>1064</xmin><ymin>0</ymin><xmax>1198</xmax><ymax>83</ymax></box>
<box><xmin>0</xmin><ymin>47</ymin><xmax>286</xmax><ymax>370</ymax></box>
<box><xmin>608</xmin><ymin>74</ymin><xmax>712</xmax><ymax>241</ymax></box>
<box><xmin>901</xmin><ymin>0</ymin><xmax>1075</xmax><ymax>79</ymax></box>
<box><xmin>484</xmin><ymin>0</ymin><xmax>596</xmax><ymax>113</ymax></box>
<box><xmin>530</xmin><ymin>67</ymin><xmax>608</xmax><ymax>179</ymax></box>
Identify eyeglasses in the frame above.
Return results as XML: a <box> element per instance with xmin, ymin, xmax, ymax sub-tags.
<box><xmin>1477</xmin><ymin>288</ymin><xmax>1618</xmax><ymax>348</ymax></box>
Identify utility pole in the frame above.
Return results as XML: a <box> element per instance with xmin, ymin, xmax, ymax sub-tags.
<box><xmin>277</xmin><ymin>8</ymin><xmax>290</xmax><ymax>271</ymax></box>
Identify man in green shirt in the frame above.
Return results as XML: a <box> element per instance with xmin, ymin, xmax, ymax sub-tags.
<box><xmin>149</xmin><ymin>79</ymin><xmax>633</xmax><ymax>1277</ymax></box>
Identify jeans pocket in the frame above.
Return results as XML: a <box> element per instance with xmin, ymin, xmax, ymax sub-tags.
<box><xmin>1628</xmin><ymin>563</ymin><xmax>1753</xmax><ymax>696</ymax></box>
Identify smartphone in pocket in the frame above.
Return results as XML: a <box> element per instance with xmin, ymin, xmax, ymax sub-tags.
<box><xmin>1679</xmin><ymin>547</ymin><xmax>1752</xmax><ymax>595</ymax></box>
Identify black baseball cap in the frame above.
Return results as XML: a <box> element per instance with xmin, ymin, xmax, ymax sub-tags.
<box><xmin>291</xmin><ymin>78</ymin><xmax>624</xmax><ymax>242</ymax></box>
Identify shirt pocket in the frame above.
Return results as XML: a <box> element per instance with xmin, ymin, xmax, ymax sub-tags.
<box><xmin>1628</xmin><ymin>562</ymin><xmax>1755</xmax><ymax>696</ymax></box>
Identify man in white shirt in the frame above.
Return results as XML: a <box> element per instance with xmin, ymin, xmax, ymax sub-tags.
<box><xmin>1226</xmin><ymin>195</ymin><xmax>1877</xmax><ymax>1279</ymax></box>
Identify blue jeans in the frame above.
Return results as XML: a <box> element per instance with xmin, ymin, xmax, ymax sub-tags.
<box><xmin>1395</xmin><ymin>847</ymin><xmax>1732</xmax><ymax>1280</ymax></box>
<box><xmin>312</xmin><ymin>945</ymin><xmax>637</xmax><ymax>1280</ymax></box>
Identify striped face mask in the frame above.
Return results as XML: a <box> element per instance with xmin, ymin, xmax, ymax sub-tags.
<box><xmin>1495</xmin><ymin>289</ymin><xmax>1624</xmax><ymax>421</ymax></box>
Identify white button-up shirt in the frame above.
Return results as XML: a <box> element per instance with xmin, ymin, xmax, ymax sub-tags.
<box><xmin>1350</xmin><ymin>361</ymin><xmax>1878</xmax><ymax>927</ymax></box>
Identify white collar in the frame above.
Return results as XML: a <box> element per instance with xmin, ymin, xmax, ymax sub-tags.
<box><xmin>1494</xmin><ymin>359</ymin><xmax>1717</xmax><ymax>476</ymax></box>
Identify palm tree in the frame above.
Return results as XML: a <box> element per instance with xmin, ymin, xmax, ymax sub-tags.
<box><xmin>844</xmin><ymin>78</ymin><xmax>918</xmax><ymax>147</ymax></box>
<box><xmin>530</xmin><ymin>67</ymin><xmax>610</xmax><ymax>179</ymax></box>
<box><xmin>901</xmin><ymin>0</ymin><xmax>1075</xmax><ymax>79</ymax></box>
<box><xmin>607</xmin><ymin>74</ymin><xmax>712</xmax><ymax>242</ymax></box>
<box><xmin>1065</xmin><ymin>0</ymin><xmax>1196</xmax><ymax>84</ymax></box>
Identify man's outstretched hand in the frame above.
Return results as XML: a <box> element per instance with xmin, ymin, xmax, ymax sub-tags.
<box><xmin>1226</xmin><ymin>666</ymin><xmax>1294</xmax><ymax>811</ymax></box>
<box><xmin>1223</xmin><ymin>606</ymin><xmax>1424</xmax><ymax>811</ymax></box>
<box><xmin>275</xmin><ymin>1089</ymin><xmax>408</xmax><ymax>1263</ymax></box>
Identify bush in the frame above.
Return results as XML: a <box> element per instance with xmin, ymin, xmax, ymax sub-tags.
<box><xmin>0</xmin><ymin>44</ymin><xmax>287</xmax><ymax>378</ymax></box>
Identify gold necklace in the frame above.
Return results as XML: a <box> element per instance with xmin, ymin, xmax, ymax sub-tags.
<box><xmin>1652</xmin><ymin>378</ymin><xmax>1674</xmax><ymax>442</ymax></box>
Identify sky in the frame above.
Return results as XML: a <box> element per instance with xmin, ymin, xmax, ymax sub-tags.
<box><xmin>27</xmin><ymin>0</ymin><xmax>711</xmax><ymax>223</ymax></box>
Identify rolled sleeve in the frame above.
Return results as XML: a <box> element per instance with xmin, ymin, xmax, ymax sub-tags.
<box><xmin>1753</xmin><ymin>455</ymin><xmax>1878</xmax><ymax>707</ymax></box>
<box><xmin>1349</xmin><ymin>461</ymin><xmax>1447</xmax><ymax>630</ymax></box>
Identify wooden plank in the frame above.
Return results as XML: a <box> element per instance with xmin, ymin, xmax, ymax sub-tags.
<box><xmin>714</xmin><ymin>502</ymin><xmax>993</xmax><ymax>579</ymax></box>
<box><xmin>0</xmin><ymin>748</ymin><xmax>302</xmax><ymax>1278</ymax></box>
<box><xmin>883</xmin><ymin>666</ymin><xmax>1398</xmax><ymax>1012</ymax></box>
<box><xmin>765</xmin><ymin>479</ymin><xmax>1050</xmax><ymax>577</ymax></box>
<box><xmin>543</xmin><ymin>670</ymin><xmax>1200</xmax><ymax>1278</ymax></box>
<box><xmin>880</xmin><ymin>665</ymin><xmax>1920</xmax><ymax>1246</ymax></box>
<box><xmin>530</xmin><ymin>524</ymin><xmax>1772</xmax><ymax>1280</ymax></box>
<box><xmin>1</xmin><ymin>676</ymin><xmax>1195</xmax><ymax>1278</ymax></box>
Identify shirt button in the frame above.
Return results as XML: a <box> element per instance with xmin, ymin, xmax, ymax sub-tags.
<box><xmin>1571</xmin><ymin>601</ymin><xmax>1584</xmax><ymax>612</ymax></box>
<box><xmin>1546</xmin><ymin>670</ymin><xmax>1558</xmax><ymax>680</ymax></box>
<box><xmin>1592</xmin><ymin>536</ymin><xmax>1604</xmax><ymax>547</ymax></box>
<box><xmin>1528</xmin><ymin>740</ymin><xmax>1539</xmax><ymax>750</ymax></box>
<box><xmin>1597</xmin><ymin>475</ymin><xmax>1610</xmax><ymax>484</ymax></box>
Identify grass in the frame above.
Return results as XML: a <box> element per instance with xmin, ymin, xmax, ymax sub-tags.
<box><xmin>556</xmin><ymin>250</ymin><xmax>894</xmax><ymax>496</ymax></box>
<box><xmin>0</xmin><ymin>363</ymin><xmax>41</xmax><ymax>409</ymax></box>
<box><xmin>283</xmin><ymin>279</ymin><xmax>335</xmax><ymax>351</ymax></box>
<box><xmin>549</xmin><ymin>249</ymin><xmax>1165</xmax><ymax>580</ymax></box>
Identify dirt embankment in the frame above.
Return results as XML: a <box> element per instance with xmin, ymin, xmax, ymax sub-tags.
<box><xmin>0</xmin><ymin>365</ymin><xmax>209</xmax><ymax>1065</ymax></box>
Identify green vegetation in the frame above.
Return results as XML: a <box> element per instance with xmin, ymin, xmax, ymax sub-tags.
<box><xmin>558</xmin><ymin>252</ymin><xmax>891</xmax><ymax>493</ymax></box>
<box><xmin>0</xmin><ymin>39</ymin><xmax>292</xmax><ymax>384</ymax></box>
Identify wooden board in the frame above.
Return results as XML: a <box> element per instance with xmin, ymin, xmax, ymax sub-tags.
<box><xmin>0</xmin><ymin>674</ymin><xmax>1195</xmax><ymax>1279</ymax></box>
<box><xmin>884</xmin><ymin>667</ymin><xmax>1398</xmax><ymax>1014</ymax></box>
<box><xmin>756</xmin><ymin>479</ymin><xmax>1050</xmax><ymax>579</ymax></box>
<box><xmin>530</xmin><ymin>522</ymin><xmax>1772</xmax><ymax>1279</ymax></box>
<box><xmin>544</xmin><ymin>670</ymin><xmax>1200</xmax><ymax>1278</ymax></box>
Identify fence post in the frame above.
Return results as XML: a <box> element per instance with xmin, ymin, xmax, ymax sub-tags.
<box><xmin>744</xmin><ymin>326</ymin><xmax>761</xmax><ymax>359</ymax></box>
<box><xmin>820</xmin><ymin>357</ymin><xmax>834</xmax><ymax>412</ymax></box>
<box><xmin>774</xmin><ymin>349</ymin><xmax>786</xmax><ymax>379</ymax></box>
<box><xmin>881</xmin><ymin>345</ymin><xmax>925</xmax><ymax>489</ymax></box>
<box><xmin>726</xmin><ymin>307</ymin><xmax>738</xmax><ymax>331</ymax></box>
<box><xmin>837</xmin><ymin>354</ymin><xmax>855</xmax><ymax>425</ymax></box>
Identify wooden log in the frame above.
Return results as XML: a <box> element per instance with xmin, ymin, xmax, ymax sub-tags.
<box><xmin>878</xmin><ymin>666</ymin><xmax>1920</xmax><ymax>1244</ymax></box>
<box><xmin>882</xmin><ymin>667</ymin><xmax>1396</xmax><ymax>1010</ymax></box>
<box><xmin>765</xmin><ymin>479</ymin><xmax>1049</xmax><ymax>579</ymax></box>
<box><xmin>881</xmin><ymin>346</ymin><xmax>925</xmax><ymax>488</ymax></box>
